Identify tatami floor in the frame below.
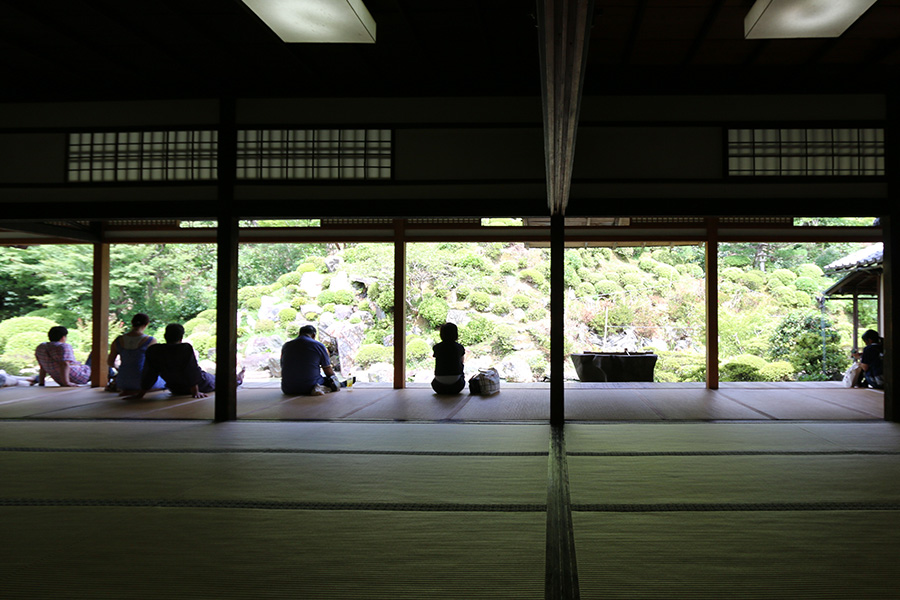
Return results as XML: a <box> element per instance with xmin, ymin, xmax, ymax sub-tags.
<box><xmin>2</xmin><ymin>417</ymin><xmax>899</xmax><ymax>599</ymax></box>
<box><xmin>1</xmin><ymin>382</ymin><xmax>898</xmax><ymax>598</ymax></box>
<box><xmin>0</xmin><ymin>380</ymin><xmax>885</xmax><ymax>421</ymax></box>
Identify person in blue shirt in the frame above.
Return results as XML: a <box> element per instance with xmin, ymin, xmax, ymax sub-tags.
<box><xmin>281</xmin><ymin>325</ymin><xmax>341</xmax><ymax>396</ymax></box>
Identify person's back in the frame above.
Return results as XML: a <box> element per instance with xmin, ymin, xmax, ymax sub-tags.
<box><xmin>144</xmin><ymin>342</ymin><xmax>203</xmax><ymax>394</ymax></box>
<box><xmin>431</xmin><ymin>323</ymin><xmax>466</xmax><ymax>395</ymax></box>
<box><xmin>281</xmin><ymin>332</ymin><xmax>332</xmax><ymax>395</ymax></box>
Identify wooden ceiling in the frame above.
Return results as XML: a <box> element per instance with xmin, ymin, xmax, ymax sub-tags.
<box><xmin>2</xmin><ymin>0</ymin><xmax>899</xmax><ymax>102</ymax></box>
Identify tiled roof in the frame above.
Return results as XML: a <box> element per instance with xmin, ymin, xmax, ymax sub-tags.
<box><xmin>824</xmin><ymin>243</ymin><xmax>883</xmax><ymax>272</ymax></box>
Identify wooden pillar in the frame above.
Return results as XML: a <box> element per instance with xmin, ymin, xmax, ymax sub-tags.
<box><xmin>90</xmin><ymin>238</ymin><xmax>110</xmax><ymax>388</ymax></box>
<box><xmin>214</xmin><ymin>96</ymin><xmax>239</xmax><ymax>422</ymax></box>
<box><xmin>884</xmin><ymin>215</ymin><xmax>896</xmax><ymax>422</ymax></box>
<box><xmin>550</xmin><ymin>213</ymin><xmax>565</xmax><ymax>425</ymax></box>
<box><xmin>393</xmin><ymin>219</ymin><xmax>406</xmax><ymax>389</ymax></box>
<box><xmin>706</xmin><ymin>218</ymin><xmax>719</xmax><ymax>390</ymax></box>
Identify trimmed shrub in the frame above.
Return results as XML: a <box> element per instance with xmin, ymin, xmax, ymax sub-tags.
<box><xmin>255</xmin><ymin>318</ymin><xmax>276</xmax><ymax>333</ymax></box>
<box><xmin>720</xmin><ymin>354</ymin><xmax>768</xmax><ymax>382</ymax></box>
<box><xmin>511</xmin><ymin>294</ymin><xmax>531</xmax><ymax>310</ymax></box>
<box><xmin>455</xmin><ymin>285</ymin><xmax>471</xmax><ymax>300</ymax></box>
<box><xmin>499</xmin><ymin>261</ymin><xmax>518</xmax><ymax>275</ymax></box>
<box><xmin>759</xmin><ymin>361</ymin><xmax>794</xmax><ymax>382</ymax></box>
<box><xmin>245</xmin><ymin>298</ymin><xmax>262</xmax><ymax>311</ymax></box>
<box><xmin>290</xmin><ymin>295</ymin><xmax>308</xmax><ymax>310</ymax></box>
<box><xmin>356</xmin><ymin>344</ymin><xmax>393</xmax><ymax>367</ymax></box>
<box><xmin>183</xmin><ymin>317</ymin><xmax>211</xmax><ymax>336</ymax></box>
<box><xmin>296</xmin><ymin>262</ymin><xmax>317</xmax><ymax>273</ymax></box>
<box><xmin>491</xmin><ymin>301</ymin><xmax>512</xmax><ymax>316</ymax></box>
<box><xmin>187</xmin><ymin>332</ymin><xmax>213</xmax><ymax>359</ymax></box>
<box><xmin>795</xmin><ymin>263</ymin><xmax>824</xmax><ymax>279</ymax></box>
<box><xmin>793</xmin><ymin>276</ymin><xmax>820</xmax><ymax>294</ymax></box>
<box><xmin>738</xmin><ymin>271</ymin><xmax>766</xmax><ymax>291</ymax></box>
<box><xmin>406</xmin><ymin>338</ymin><xmax>431</xmax><ymax>361</ymax></box>
<box><xmin>277</xmin><ymin>272</ymin><xmax>302</xmax><ymax>286</ymax></box>
<box><xmin>594</xmin><ymin>280</ymin><xmax>622</xmax><ymax>297</ymax></box>
<box><xmin>459</xmin><ymin>316</ymin><xmax>495</xmax><ymax>346</ymax></box>
<box><xmin>1</xmin><ymin>331</ymin><xmax>46</xmax><ymax>374</ymax></box>
<box><xmin>526</xmin><ymin>307</ymin><xmax>547</xmax><ymax>322</ymax></box>
<box><xmin>278</xmin><ymin>308</ymin><xmax>298</xmax><ymax>327</ymax></box>
<box><xmin>0</xmin><ymin>316</ymin><xmax>57</xmax><ymax>355</ymax></box>
<box><xmin>418</xmin><ymin>296</ymin><xmax>449</xmax><ymax>328</ymax></box>
<box><xmin>26</xmin><ymin>308</ymin><xmax>78</xmax><ymax>329</ymax></box>
<box><xmin>196</xmin><ymin>309</ymin><xmax>217</xmax><ymax>321</ymax></box>
<box><xmin>519</xmin><ymin>268</ymin><xmax>545</xmax><ymax>288</ymax></box>
<box><xmin>770</xmin><ymin>269</ymin><xmax>797</xmax><ymax>286</ymax></box>
<box><xmin>469</xmin><ymin>291</ymin><xmax>491</xmax><ymax>312</ymax></box>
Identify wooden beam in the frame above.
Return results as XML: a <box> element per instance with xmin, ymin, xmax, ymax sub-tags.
<box><xmin>706</xmin><ymin>218</ymin><xmax>719</xmax><ymax>390</ymax></box>
<box><xmin>90</xmin><ymin>239</ymin><xmax>110</xmax><ymax>388</ymax></box>
<box><xmin>537</xmin><ymin>0</ymin><xmax>595</xmax><ymax>216</ymax></box>
<box><xmin>393</xmin><ymin>219</ymin><xmax>407</xmax><ymax>389</ymax></box>
<box><xmin>550</xmin><ymin>213</ymin><xmax>565</xmax><ymax>426</ymax></box>
<box><xmin>214</xmin><ymin>96</ymin><xmax>239</xmax><ymax>422</ymax></box>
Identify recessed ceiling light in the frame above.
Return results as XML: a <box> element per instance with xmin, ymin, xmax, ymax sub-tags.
<box><xmin>243</xmin><ymin>0</ymin><xmax>376</xmax><ymax>43</ymax></box>
<box><xmin>745</xmin><ymin>0</ymin><xmax>877</xmax><ymax>39</ymax></box>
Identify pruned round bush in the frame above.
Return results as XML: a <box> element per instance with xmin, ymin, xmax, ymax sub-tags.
<box><xmin>1</xmin><ymin>331</ymin><xmax>46</xmax><ymax>374</ymax></box>
<box><xmin>722</xmin><ymin>255</ymin><xmax>752</xmax><ymax>268</ymax></box>
<box><xmin>759</xmin><ymin>361</ymin><xmax>794</xmax><ymax>382</ymax></box>
<box><xmin>183</xmin><ymin>317</ymin><xmax>211</xmax><ymax>336</ymax></box>
<box><xmin>770</xmin><ymin>269</ymin><xmax>797</xmax><ymax>286</ymax></box>
<box><xmin>721</xmin><ymin>267</ymin><xmax>743</xmax><ymax>283</ymax></box>
<box><xmin>196</xmin><ymin>309</ymin><xmax>217</xmax><ymax>321</ymax></box>
<box><xmin>245</xmin><ymin>297</ymin><xmax>262</xmax><ymax>311</ymax></box>
<box><xmin>418</xmin><ymin>295</ymin><xmax>449</xmax><ymax>328</ymax></box>
<box><xmin>499</xmin><ymin>261</ymin><xmax>518</xmax><ymax>275</ymax></box>
<box><xmin>187</xmin><ymin>332</ymin><xmax>213</xmax><ymax>359</ymax></box>
<box><xmin>526</xmin><ymin>307</ymin><xmax>547</xmax><ymax>322</ymax></box>
<box><xmin>255</xmin><ymin>318</ymin><xmax>276</xmax><ymax>333</ymax></box>
<box><xmin>793</xmin><ymin>276</ymin><xmax>820</xmax><ymax>294</ymax></box>
<box><xmin>491</xmin><ymin>301</ymin><xmax>512</xmax><ymax>316</ymax></box>
<box><xmin>238</xmin><ymin>286</ymin><xmax>264</xmax><ymax>303</ymax></box>
<box><xmin>459</xmin><ymin>316</ymin><xmax>495</xmax><ymax>346</ymax></box>
<box><xmin>455</xmin><ymin>253</ymin><xmax>488</xmax><ymax>271</ymax></box>
<box><xmin>278</xmin><ymin>307</ymin><xmax>298</xmax><ymax>326</ymax></box>
<box><xmin>720</xmin><ymin>354</ymin><xmax>768</xmax><ymax>382</ymax></box>
<box><xmin>469</xmin><ymin>291</ymin><xmax>491</xmax><ymax>312</ymax></box>
<box><xmin>737</xmin><ymin>271</ymin><xmax>766</xmax><ymax>290</ymax></box>
<box><xmin>356</xmin><ymin>344</ymin><xmax>393</xmax><ymax>367</ymax></box>
<box><xmin>455</xmin><ymin>285</ymin><xmax>471</xmax><ymax>300</ymax></box>
<box><xmin>594</xmin><ymin>280</ymin><xmax>622</xmax><ymax>297</ymax></box>
<box><xmin>26</xmin><ymin>308</ymin><xmax>78</xmax><ymax>328</ymax></box>
<box><xmin>519</xmin><ymin>268</ymin><xmax>545</xmax><ymax>287</ymax></box>
<box><xmin>511</xmin><ymin>294</ymin><xmax>531</xmax><ymax>310</ymax></box>
<box><xmin>290</xmin><ymin>295</ymin><xmax>307</xmax><ymax>310</ymax></box>
<box><xmin>277</xmin><ymin>272</ymin><xmax>302</xmax><ymax>286</ymax></box>
<box><xmin>0</xmin><ymin>316</ymin><xmax>57</xmax><ymax>355</ymax></box>
<box><xmin>406</xmin><ymin>338</ymin><xmax>431</xmax><ymax>361</ymax></box>
<box><xmin>795</xmin><ymin>263</ymin><xmax>824</xmax><ymax>279</ymax></box>
<box><xmin>296</xmin><ymin>262</ymin><xmax>317</xmax><ymax>273</ymax></box>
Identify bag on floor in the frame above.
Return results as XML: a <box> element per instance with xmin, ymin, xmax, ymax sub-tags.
<box><xmin>469</xmin><ymin>367</ymin><xmax>500</xmax><ymax>395</ymax></box>
<box><xmin>842</xmin><ymin>362</ymin><xmax>860</xmax><ymax>388</ymax></box>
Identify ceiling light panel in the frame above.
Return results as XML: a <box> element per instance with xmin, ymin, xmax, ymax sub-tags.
<box><xmin>745</xmin><ymin>0</ymin><xmax>878</xmax><ymax>39</ymax></box>
<box><xmin>243</xmin><ymin>0</ymin><xmax>376</xmax><ymax>43</ymax></box>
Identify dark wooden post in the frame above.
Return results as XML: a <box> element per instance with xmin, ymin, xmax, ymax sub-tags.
<box><xmin>393</xmin><ymin>219</ymin><xmax>406</xmax><ymax>389</ymax></box>
<box><xmin>884</xmin><ymin>215</ymin><xmax>895</xmax><ymax>421</ymax></box>
<box><xmin>90</xmin><ymin>237</ymin><xmax>110</xmax><ymax>388</ymax></box>
<box><xmin>550</xmin><ymin>213</ymin><xmax>565</xmax><ymax>425</ymax></box>
<box><xmin>706</xmin><ymin>218</ymin><xmax>719</xmax><ymax>390</ymax></box>
<box><xmin>215</xmin><ymin>96</ymin><xmax>239</xmax><ymax>422</ymax></box>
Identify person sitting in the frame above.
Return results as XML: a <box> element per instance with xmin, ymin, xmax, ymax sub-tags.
<box><xmin>431</xmin><ymin>322</ymin><xmax>466</xmax><ymax>395</ymax></box>
<box><xmin>853</xmin><ymin>329</ymin><xmax>884</xmax><ymax>389</ymax></box>
<box><xmin>107</xmin><ymin>313</ymin><xmax>165</xmax><ymax>395</ymax></box>
<box><xmin>35</xmin><ymin>326</ymin><xmax>91</xmax><ymax>387</ymax></box>
<box><xmin>132</xmin><ymin>323</ymin><xmax>242</xmax><ymax>399</ymax></box>
<box><xmin>280</xmin><ymin>325</ymin><xmax>341</xmax><ymax>396</ymax></box>
<box><xmin>0</xmin><ymin>370</ymin><xmax>37</xmax><ymax>387</ymax></box>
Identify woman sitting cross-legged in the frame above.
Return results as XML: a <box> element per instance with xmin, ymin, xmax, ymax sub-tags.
<box><xmin>431</xmin><ymin>322</ymin><xmax>466</xmax><ymax>395</ymax></box>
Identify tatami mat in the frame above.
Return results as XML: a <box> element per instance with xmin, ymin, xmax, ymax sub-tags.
<box><xmin>2</xmin><ymin>507</ymin><xmax>546</xmax><ymax>600</ymax></box>
<box><xmin>1</xmin><ymin>418</ymin><xmax>898</xmax><ymax>598</ymax></box>
<box><xmin>575</xmin><ymin>511</ymin><xmax>900</xmax><ymax>599</ymax></box>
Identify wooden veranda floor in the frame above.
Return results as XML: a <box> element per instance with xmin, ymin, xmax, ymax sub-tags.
<box><xmin>0</xmin><ymin>380</ymin><xmax>884</xmax><ymax>421</ymax></box>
